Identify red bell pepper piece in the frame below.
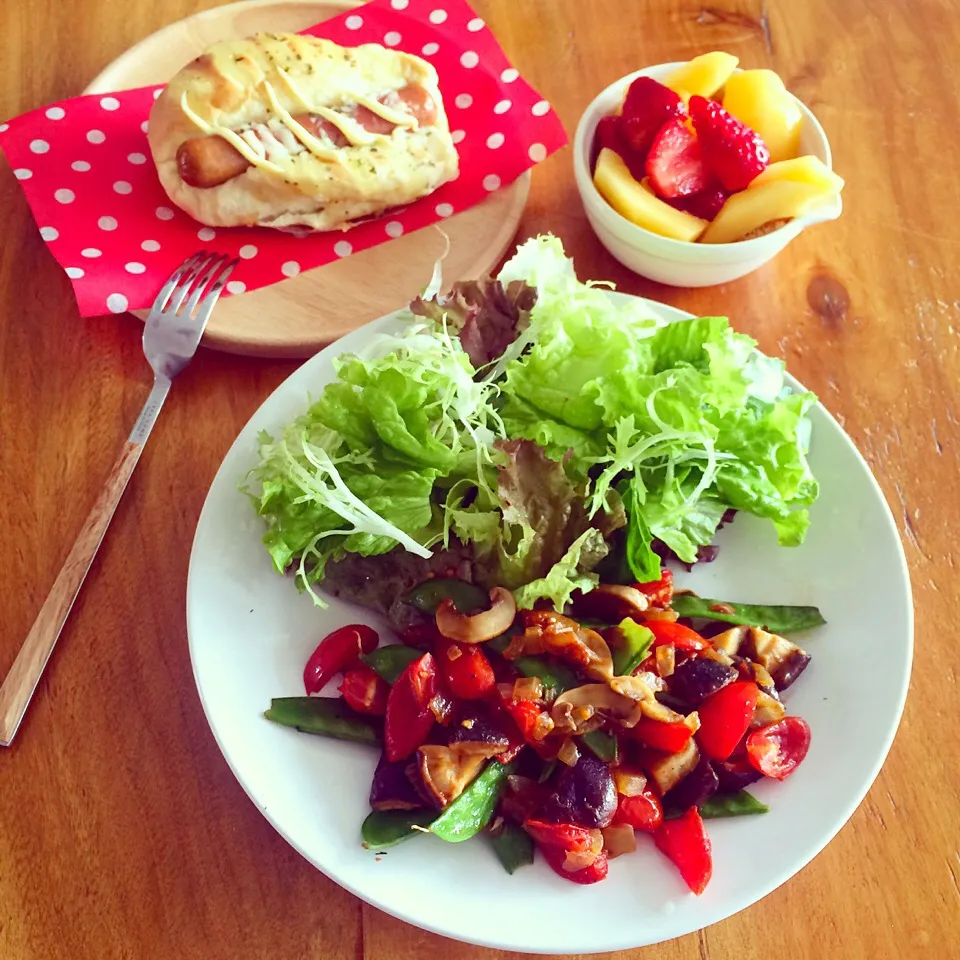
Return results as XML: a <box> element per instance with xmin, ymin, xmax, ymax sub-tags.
<box><xmin>436</xmin><ymin>639</ymin><xmax>496</xmax><ymax>700</ymax></box>
<box><xmin>303</xmin><ymin>624</ymin><xmax>379</xmax><ymax>695</ymax></box>
<box><xmin>696</xmin><ymin>681</ymin><xmax>759</xmax><ymax>761</ymax></box>
<box><xmin>523</xmin><ymin>820</ymin><xmax>597</xmax><ymax>851</ymax></box>
<box><xmin>384</xmin><ymin>653</ymin><xmax>437</xmax><ymax>762</ymax></box>
<box><xmin>643</xmin><ymin>620</ymin><xmax>709</xmax><ymax>652</ymax></box>
<box><xmin>654</xmin><ymin>806</ymin><xmax>713</xmax><ymax>895</ymax></box>
<box><xmin>614</xmin><ymin>788</ymin><xmax>663</xmax><ymax>833</ymax></box>
<box><xmin>633</xmin><ymin>568</ymin><xmax>674</xmax><ymax>607</ymax></box>
<box><xmin>501</xmin><ymin>696</ymin><xmax>551</xmax><ymax>743</ymax></box>
<box><xmin>541</xmin><ymin>844</ymin><xmax>609</xmax><ymax>884</ymax></box>
<box><xmin>338</xmin><ymin>664</ymin><xmax>389</xmax><ymax>716</ymax></box>
<box><xmin>746</xmin><ymin>716</ymin><xmax>811</xmax><ymax>780</ymax></box>
<box><xmin>631</xmin><ymin>716</ymin><xmax>694</xmax><ymax>754</ymax></box>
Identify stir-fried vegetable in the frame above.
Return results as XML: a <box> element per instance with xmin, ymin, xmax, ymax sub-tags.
<box><xmin>670</xmin><ymin>595</ymin><xmax>826</xmax><ymax>633</ymax></box>
<box><xmin>264</xmin><ymin>697</ymin><xmax>382</xmax><ymax>744</ymax></box>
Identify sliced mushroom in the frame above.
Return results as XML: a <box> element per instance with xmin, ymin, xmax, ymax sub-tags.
<box><xmin>638</xmin><ymin>698</ymin><xmax>684</xmax><ymax>723</ymax></box>
<box><xmin>417</xmin><ymin>742</ymin><xmax>502</xmax><ymax>808</ymax></box>
<box><xmin>609</xmin><ymin>674</ymin><xmax>658</xmax><ymax>703</ymax></box>
<box><xmin>711</xmin><ymin>625</ymin><xmax>750</xmax><ymax>656</ymax></box>
<box><xmin>510</xmin><ymin>610</ymin><xmax>614</xmax><ymax>681</ymax></box>
<box><xmin>435</xmin><ymin>586</ymin><xmax>516</xmax><ymax>643</ymax></box>
<box><xmin>571</xmin><ymin>584</ymin><xmax>649</xmax><ymax>623</ymax></box>
<box><xmin>647</xmin><ymin>738</ymin><xmax>700</xmax><ymax>795</ymax></box>
<box><xmin>551</xmin><ymin>683</ymin><xmax>644</xmax><ymax>735</ymax></box>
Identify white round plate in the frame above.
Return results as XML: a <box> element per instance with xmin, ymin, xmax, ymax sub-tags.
<box><xmin>187</xmin><ymin>295</ymin><xmax>912</xmax><ymax>954</ymax></box>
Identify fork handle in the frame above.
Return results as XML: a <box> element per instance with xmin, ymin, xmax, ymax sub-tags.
<box><xmin>0</xmin><ymin>377</ymin><xmax>171</xmax><ymax>746</ymax></box>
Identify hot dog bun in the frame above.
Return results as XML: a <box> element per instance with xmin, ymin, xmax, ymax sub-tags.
<box><xmin>148</xmin><ymin>33</ymin><xmax>459</xmax><ymax>231</ymax></box>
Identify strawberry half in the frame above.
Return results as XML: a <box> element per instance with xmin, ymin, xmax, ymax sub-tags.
<box><xmin>667</xmin><ymin>184</ymin><xmax>730</xmax><ymax>220</ymax></box>
<box><xmin>645</xmin><ymin>118</ymin><xmax>709</xmax><ymax>199</ymax></box>
<box><xmin>593</xmin><ymin>114</ymin><xmax>646</xmax><ymax>181</ymax></box>
<box><xmin>689</xmin><ymin>95</ymin><xmax>770</xmax><ymax>192</ymax></box>
<box><xmin>621</xmin><ymin>77</ymin><xmax>686</xmax><ymax>156</ymax></box>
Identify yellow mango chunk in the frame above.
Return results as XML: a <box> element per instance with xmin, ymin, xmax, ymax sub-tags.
<box><xmin>594</xmin><ymin>148</ymin><xmax>707</xmax><ymax>242</ymax></box>
<box><xmin>701</xmin><ymin>179</ymin><xmax>838</xmax><ymax>244</ymax></box>
<box><xmin>752</xmin><ymin>156</ymin><xmax>845</xmax><ymax>193</ymax></box>
<box><xmin>723</xmin><ymin>70</ymin><xmax>803</xmax><ymax>162</ymax></box>
<box><xmin>664</xmin><ymin>52</ymin><xmax>739</xmax><ymax>98</ymax></box>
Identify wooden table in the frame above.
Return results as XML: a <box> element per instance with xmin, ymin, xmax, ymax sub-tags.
<box><xmin>2</xmin><ymin>1</ymin><xmax>958</xmax><ymax>957</ymax></box>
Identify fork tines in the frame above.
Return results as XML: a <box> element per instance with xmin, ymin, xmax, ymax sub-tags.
<box><xmin>155</xmin><ymin>251</ymin><xmax>239</xmax><ymax>320</ymax></box>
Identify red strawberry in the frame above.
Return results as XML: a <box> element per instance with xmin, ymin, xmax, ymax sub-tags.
<box><xmin>645</xmin><ymin>118</ymin><xmax>708</xmax><ymax>199</ymax></box>
<box><xmin>621</xmin><ymin>77</ymin><xmax>686</xmax><ymax>156</ymax></box>
<box><xmin>593</xmin><ymin>114</ymin><xmax>646</xmax><ymax>182</ymax></box>
<box><xmin>667</xmin><ymin>184</ymin><xmax>730</xmax><ymax>220</ymax></box>
<box><xmin>689</xmin><ymin>95</ymin><xmax>770</xmax><ymax>192</ymax></box>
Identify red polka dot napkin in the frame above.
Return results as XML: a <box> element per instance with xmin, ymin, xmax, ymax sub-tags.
<box><xmin>0</xmin><ymin>0</ymin><xmax>566</xmax><ymax>317</ymax></box>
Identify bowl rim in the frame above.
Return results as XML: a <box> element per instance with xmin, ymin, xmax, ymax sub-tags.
<box><xmin>572</xmin><ymin>61</ymin><xmax>840</xmax><ymax>252</ymax></box>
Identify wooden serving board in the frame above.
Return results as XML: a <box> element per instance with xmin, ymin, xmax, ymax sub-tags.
<box><xmin>84</xmin><ymin>0</ymin><xmax>529</xmax><ymax>357</ymax></box>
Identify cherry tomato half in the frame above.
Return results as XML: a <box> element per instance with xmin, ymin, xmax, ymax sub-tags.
<box><xmin>540</xmin><ymin>844</ymin><xmax>609</xmax><ymax>884</ymax></box>
<box><xmin>633</xmin><ymin>568</ymin><xmax>674</xmax><ymax>607</ymax></box>
<box><xmin>303</xmin><ymin>624</ymin><xmax>379</xmax><ymax>695</ymax></box>
<box><xmin>631</xmin><ymin>716</ymin><xmax>694</xmax><ymax>754</ymax></box>
<box><xmin>614</xmin><ymin>788</ymin><xmax>663</xmax><ymax>833</ymax></box>
<box><xmin>339</xmin><ymin>665</ymin><xmax>389</xmax><ymax>716</ymax></box>
<box><xmin>436</xmin><ymin>639</ymin><xmax>496</xmax><ymax>700</ymax></box>
<box><xmin>746</xmin><ymin>716</ymin><xmax>811</xmax><ymax>781</ymax></box>
<box><xmin>523</xmin><ymin>819</ymin><xmax>597</xmax><ymax>852</ymax></box>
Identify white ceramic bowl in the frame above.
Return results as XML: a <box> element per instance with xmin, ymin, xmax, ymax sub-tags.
<box><xmin>573</xmin><ymin>63</ymin><xmax>843</xmax><ymax>286</ymax></box>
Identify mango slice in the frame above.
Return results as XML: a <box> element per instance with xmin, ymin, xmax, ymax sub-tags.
<box><xmin>723</xmin><ymin>70</ymin><xmax>803</xmax><ymax>163</ymax></box>
<box><xmin>752</xmin><ymin>155</ymin><xmax>845</xmax><ymax>193</ymax></box>
<box><xmin>594</xmin><ymin>148</ymin><xmax>708</xmax><ymax>242</ymax></box>
<box><xmin>701</xmin><ymin>179</ymin><xmax>838</xmax><ymax>244</ymax></box>
<box><xmin>664</xmin><ymin>52</ymin><xmax>739</xmax><ymax>98</ymax></box>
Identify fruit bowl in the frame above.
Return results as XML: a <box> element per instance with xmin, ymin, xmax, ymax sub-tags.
<box><xmin>573</xmin><ymin>63</ymin><xmax>842</xmax><ymax>287</ymax></box>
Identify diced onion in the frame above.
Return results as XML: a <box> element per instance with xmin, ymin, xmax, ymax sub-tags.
<box><xmin>513</xmin><ymin>676</ymin><xmax>544</xmax><ymax>701</ymax></box>
<box><xmin>602</xmin><ymin>824</ymin><xmax>637</xmax><ymax>858</ymax></box>
<box><xmin>614</xmin><ymin>769</ymin><xmax>647</xmax><ymax>797</ymax></box>
<box><xmin>532</xmin><ymin>711</ymin><xmax>555</xmax><ymax>741</ymax></box>
<box><xmin>656</xmin><ymin>643</ymin><xmax>676</xmax><ymax>678</ymax></box>
<box><xmin>563</xmin><ymin>829</ymin><xmax>603</xmax><ymax>871</ymax></box>
<box><xmin>446</xmin><ymin>644</ymin><xmax>463</xmax><ymax>661</ymax></box>
<box><xmin>558</xmin><ymin>739</ymin><xmax>580</xmax><ymax>767</ymax></box>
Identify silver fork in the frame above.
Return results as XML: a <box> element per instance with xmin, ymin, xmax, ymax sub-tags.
<box><xmin>0</xmin><ymin>251</ymin><xmax>237</xmax><ymax>746</ymax></box>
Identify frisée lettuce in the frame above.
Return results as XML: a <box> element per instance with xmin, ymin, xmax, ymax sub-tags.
<box><xmin>245</xmin><ymin>235</ymin><xmax>818</xmax><ymax>610</ymax></box>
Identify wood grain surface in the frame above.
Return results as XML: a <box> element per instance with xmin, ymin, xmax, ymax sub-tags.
<box><xmin>1</xmin><ymin>1</ymin><xmax>958</xmax><ymax>958</ymax></box>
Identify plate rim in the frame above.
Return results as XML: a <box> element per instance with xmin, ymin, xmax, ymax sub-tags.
<box><xmin>185</xmin><ymin>294</ymin><xmax>914</xmax><ymax>953</ymax></box>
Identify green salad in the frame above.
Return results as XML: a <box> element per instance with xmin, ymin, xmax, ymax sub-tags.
<box><xmin>244</xmin><ymin>235</ymin><xmax>817</xmax><ymax>610</ymax></box>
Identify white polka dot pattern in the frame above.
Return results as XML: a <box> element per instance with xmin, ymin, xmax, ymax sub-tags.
<box><xmin>421</xmin><ymin>42</ymin><xmax>440</xmax><ymax>55</ymax></box>
<box><xmin>141</xmin><ymin>240</ymin><xmax>160</xmax><ymax>252</ymax></box>
<box><xmin>106</xmin><ymin>293</ymin><xmax>129</xmax><ymax>313</ymax></box>
<box><xmin>40</xmin><ymin>226</ymin><xmax>59</xmax><ymax>241</ymax></box>
<box><xmin>71</xmin><ymin>160</ymin><xmax>91</xmax><ymax>172</ymax></box>
<box><xmin>460</xmin><ymin>50</ymin><xmax>480</xmax><ymax>68</ymax></box>
<box><xmin>86</xmin><ymin>129</ymin><xmax>105</xmax><ymax>144</ymax></box>
<box><xmin>30</xmin><ymin>139</ymin><xmax>49</xmax><ymax>154</ymax></box>
<box><xmin>197</xmin><ymin>227</ymin><xmax>216</xmax><ymax>241</ymax></box>
<box><xmin>239</xmin><ymin>244</ymin><xmax>258</xmax><ymax>259</ymax></box>
<box><xmin>45</xmin><ymin>107</ymin><xmax>65</xmax><ymax>120</ymax></box>
<box><xmin>281</xmin><ymin>261</ymin><xmax>301</xmax><ymax>278</ymax></box>
<box><xmin>98</xmin><ymin>216</ymin><xmax>118</xmax><ymax>231</ymax></box>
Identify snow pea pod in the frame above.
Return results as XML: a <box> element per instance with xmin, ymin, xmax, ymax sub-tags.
<box><xmin>404</xmin><ymin>578</ymin><xmax>487</xmax><ymax>614</ymax></box>
<box><xmin>430</xmin><ymin>760</ymin><xmax>515</xmax><ymax>843</ymax></box>
<box><xmin>361</xmin><ymin>645</ymin><xmax>422</xmax><ymax>684</ymax></box>
<box><xmin>581</xmin><ymin>729</ymin><xmax>619</xmax><ymax>763</ymax></box>
<box><xmin>699</xmin><ymin>790</ymin><xmax>770</xmax><ymax>818</ymax></box>
<box><xmin>361</xmin><ymin>809</ymin><xmax>436</xmax><ymax>848</ymax></box>
<box><xmin>488</xmin><ymin>819</ymin><xmax>535</xmax><ymax>874</ymax></box>
<box><xmin>670</xmin><ymin>596</ymin><xmax>825</xmax><ymax>633</ymax></box>
<box><xmin>512</xmin><ymin>656</ymin><xmax>578</xmax><ymax>695</ymax></box>
<box><xmin>264</xmin><ymin>697</ymin><xmax>381</xmax><ymax>744</ymax></box>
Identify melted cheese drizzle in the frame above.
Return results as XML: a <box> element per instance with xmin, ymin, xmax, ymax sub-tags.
<box><xmin>181</xmin><ymin>64</ymin><xmax>422</xmax><ymax>177</ymax></box>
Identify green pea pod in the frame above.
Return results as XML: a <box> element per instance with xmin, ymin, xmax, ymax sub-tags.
<box><xmin>537</xmin><ymin>758</ymin><xmax>558</xmax><ymax>784</ymax></box>
<box><xmin>361</xmin><ymin>810</ymin><xmax>436</xmax><ymax>848</ymax></box>
<box><xmin>430</xmin><ymin>760</ymin><xmax>515</xmax><ymax>843</ymax></box>
<box><xmin>264</xmin><ymin>697</ymin><xmax>381</xmax><ymax>744</ymax></box>
<box><xmin>488</xmin><ymin>819</ymin><xmax>535</xmax><ymax>874</ymax></box>
<box><xmin>361</xmin><ymin>645</ymin><xmax>422</xmax><ymax>684</ymax></box>
<box><xmin>404</xmin><ymin>578</ymin><xmax>487</xmax><ymax>614</ymax></box>
<box><xmin>699</xmin><ymin>790</ymin><xmax>770</xmax><ymax>818</ymax></box>
<box><xmin>611</xmin><ymin>618</ymin><xmax>654</xmax><ymax>676</ymax></box>
<box><xmin>512</xmin><ymin>656</ymin><xmax>579</xmax><ymax>695</ymax></box>
<box><xmin>581</xmin><ymin>729</ymin><xmax>619</xmax><ymax>763</ymax></box>
<box><xmin>670</xmin><ymin>596</ymin><xmax>826</xmax><ymax>634</ymax></box>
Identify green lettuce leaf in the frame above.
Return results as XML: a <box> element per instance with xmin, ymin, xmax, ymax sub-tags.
<box><xmin>513</xmin><ymin>529</ymin><xmax>609</xmax><ymax>611</ymax></box>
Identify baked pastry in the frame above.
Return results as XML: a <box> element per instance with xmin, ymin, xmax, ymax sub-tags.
<box><xmin>148</xmin><ymin>32</ymin><xmax>459</xmax><ymax>231</ymax></box>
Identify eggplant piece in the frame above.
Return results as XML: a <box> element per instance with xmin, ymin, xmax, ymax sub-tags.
<box><xmin>773</xmin><ymin>651</ymin><xmax>812</xmax><ymax>691</ymax></box>
<box><xmin>742</xmin><ymin>628</ymin><xmax>809</xmax><ymax>683</ymax></box>
<box><xmin>712</xmin><ymin>757</ymin><xmax>764</xmax><ymax>793</ymax></box>
<box><xmin>668</xmin><ymin>657</ymin><xmax>737</xmax><ymax>705</ymax></box>
<box><xmin>369</xmin><ymin>753</ymin><xmax>428</xmax><ymax>812</ymax></box>
<box><xmin>539</xmin><ymin>752</ymin><xmax>617</xmax><ymax>829</ymax></box>
<box><xmin>447</xmin><ymin>709</ymin><xmax>512</xmax><ymax>751</ymax></box>
<box><xmin>664</xmin><ymin>754</ymin><xmax>719</xmax><ymax>811</ymax></box>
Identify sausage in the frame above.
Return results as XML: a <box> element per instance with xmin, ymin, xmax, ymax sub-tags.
<box><xmin>176</xmin><ymin>84</ymin><xmax>437</xmax><ymax>189</ymax></box>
